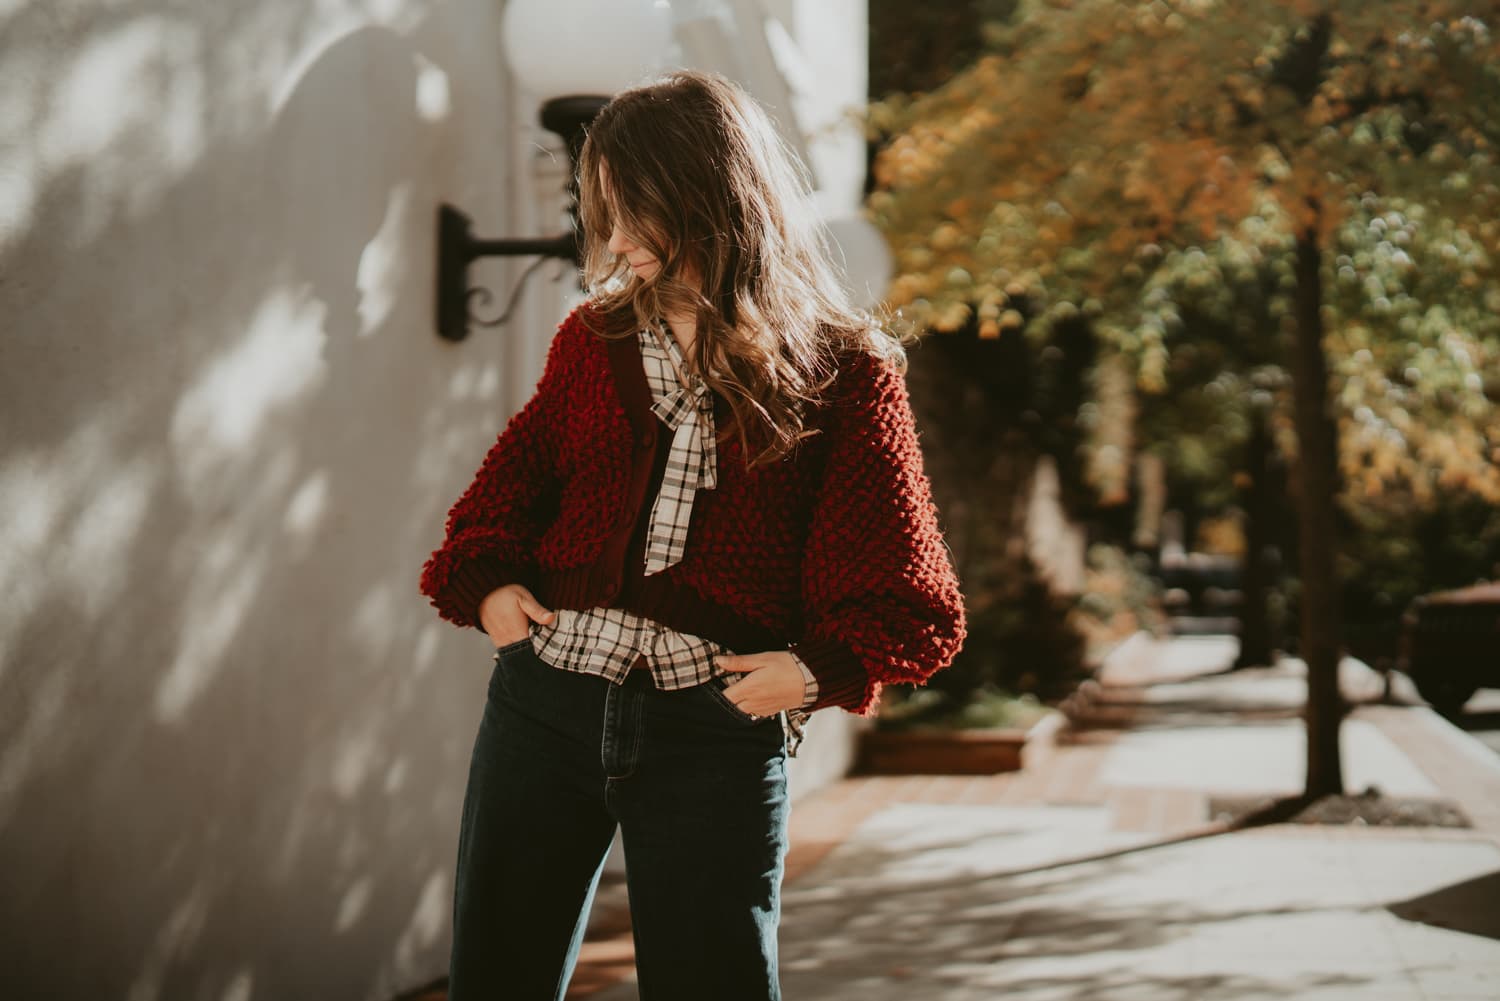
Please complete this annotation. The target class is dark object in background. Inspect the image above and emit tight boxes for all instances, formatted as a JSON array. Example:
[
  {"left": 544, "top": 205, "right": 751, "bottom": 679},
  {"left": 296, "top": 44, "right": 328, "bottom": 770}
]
[
  {"left": 1159, "top": 552, "right": 1243, "bottom": 634},
  {"left": 1399, "top": 582, "right": 1500, "bottom": 716}
]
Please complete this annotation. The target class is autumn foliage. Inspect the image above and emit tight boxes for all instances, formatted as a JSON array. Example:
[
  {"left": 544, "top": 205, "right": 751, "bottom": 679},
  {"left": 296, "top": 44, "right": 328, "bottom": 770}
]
[
  {"left": 868, "top": 0, "right": 1500, "bottom": 507},
  {"left": 867, "top": 0, "right": 1499, "bottom": 796}
]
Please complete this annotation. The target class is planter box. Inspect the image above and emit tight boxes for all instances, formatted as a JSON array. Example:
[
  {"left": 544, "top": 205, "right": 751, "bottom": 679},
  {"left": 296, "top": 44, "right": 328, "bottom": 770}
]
[{"left": 857, "top": 713, "right": 1060, "bottom": 775}]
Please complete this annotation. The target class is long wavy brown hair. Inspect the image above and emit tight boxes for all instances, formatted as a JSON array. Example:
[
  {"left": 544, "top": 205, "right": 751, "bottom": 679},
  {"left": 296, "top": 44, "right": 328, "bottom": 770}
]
[{"left": 576, "top": 69, "right": 905, "bottom": 467}]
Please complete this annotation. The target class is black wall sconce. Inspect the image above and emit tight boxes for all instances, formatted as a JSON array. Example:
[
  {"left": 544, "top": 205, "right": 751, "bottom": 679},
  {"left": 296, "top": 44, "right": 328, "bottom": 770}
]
[{"left": 435, "top": 96, "right": 607, "bottom": 341}]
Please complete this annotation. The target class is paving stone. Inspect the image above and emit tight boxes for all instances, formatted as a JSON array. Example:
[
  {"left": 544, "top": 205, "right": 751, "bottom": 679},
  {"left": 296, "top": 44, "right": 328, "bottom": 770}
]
[{"left": 563, "top": 637, "right": 1500, "bottom": 1000}]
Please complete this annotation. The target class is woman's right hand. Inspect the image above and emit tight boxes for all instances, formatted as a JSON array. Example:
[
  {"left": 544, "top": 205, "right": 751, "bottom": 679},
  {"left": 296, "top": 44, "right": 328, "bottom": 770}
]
[{"left": 479, "top": 584, "right": 556, "bottom": 647}]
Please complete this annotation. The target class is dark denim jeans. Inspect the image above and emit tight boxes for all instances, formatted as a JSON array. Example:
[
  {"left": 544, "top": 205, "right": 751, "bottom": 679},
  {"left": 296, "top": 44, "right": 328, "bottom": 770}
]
[{"left": 449, "top": 637, "right": 790, "bottom": 1001}]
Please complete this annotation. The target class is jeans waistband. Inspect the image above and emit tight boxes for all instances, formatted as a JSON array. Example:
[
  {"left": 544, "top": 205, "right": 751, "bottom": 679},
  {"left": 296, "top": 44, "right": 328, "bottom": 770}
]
[{"left": 622, "top": 658, "right": 656, "bottom": 687}]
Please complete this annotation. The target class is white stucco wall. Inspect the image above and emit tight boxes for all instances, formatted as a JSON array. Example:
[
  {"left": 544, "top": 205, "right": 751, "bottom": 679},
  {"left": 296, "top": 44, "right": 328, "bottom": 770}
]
[
  {"left": 0, "top": 1, "right": 868, "bottom": 997},
  {"left": 0, "top": 2, "right": 558, "bottom": 997}
]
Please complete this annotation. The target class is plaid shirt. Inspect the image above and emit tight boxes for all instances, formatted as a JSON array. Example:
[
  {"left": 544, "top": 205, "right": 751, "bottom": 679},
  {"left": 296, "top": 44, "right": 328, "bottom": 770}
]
[{"left": 529, "top": 321, "right": 816, "bottom": 751}]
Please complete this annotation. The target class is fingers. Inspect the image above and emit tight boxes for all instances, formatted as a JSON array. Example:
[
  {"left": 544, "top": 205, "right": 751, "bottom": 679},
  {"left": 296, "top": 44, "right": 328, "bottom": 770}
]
[
  {"left": 518, "top": 593, "right": 555, "bottom": 624},
  {"left": 724, "top": 686, "right": 780, "bottom": 719},
  {"left": 716, "top": 655, "right": 805, "bottom": 717},
  {"left": 714, "top": 654, "right": 758, "bottom": 673},
  {"left": 479, "top": 585, "right": 553, "bottom": 645}
]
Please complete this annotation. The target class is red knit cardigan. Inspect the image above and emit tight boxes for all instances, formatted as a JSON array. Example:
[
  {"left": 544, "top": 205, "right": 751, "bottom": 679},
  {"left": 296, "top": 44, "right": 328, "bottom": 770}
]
[{"left": 419, "top": 304, "right": 965, "bottom": 714}]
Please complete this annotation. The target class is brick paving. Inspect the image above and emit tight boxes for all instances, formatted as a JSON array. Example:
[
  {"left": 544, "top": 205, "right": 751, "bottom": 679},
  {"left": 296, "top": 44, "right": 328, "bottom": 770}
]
[
  {"left": 562, "top": 641, "right": 1219, "bottom": 999},
  {"left": 400, "top": 635, "right": 1500, "bottom": 1000}
]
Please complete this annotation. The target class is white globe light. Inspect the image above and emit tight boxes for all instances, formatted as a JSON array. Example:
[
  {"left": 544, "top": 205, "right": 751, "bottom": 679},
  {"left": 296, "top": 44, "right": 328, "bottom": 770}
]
[{"left": 501, "top": 0, "right": 676, "bottom": 101}]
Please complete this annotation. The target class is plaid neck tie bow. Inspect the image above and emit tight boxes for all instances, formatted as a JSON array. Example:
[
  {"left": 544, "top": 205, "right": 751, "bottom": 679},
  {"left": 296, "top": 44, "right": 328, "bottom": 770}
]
[{"left": 642, "top": 322, "right": 719, "bottom": 575}]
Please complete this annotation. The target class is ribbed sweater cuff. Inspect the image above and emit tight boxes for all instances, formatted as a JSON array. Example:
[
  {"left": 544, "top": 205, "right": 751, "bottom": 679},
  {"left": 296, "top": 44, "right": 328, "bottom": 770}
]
[
  {"left": 444, "top": 556, "right": 533, "bottom": 632},
  {"left": 790, "top": 637, "right": 869, "bottom": 713}
]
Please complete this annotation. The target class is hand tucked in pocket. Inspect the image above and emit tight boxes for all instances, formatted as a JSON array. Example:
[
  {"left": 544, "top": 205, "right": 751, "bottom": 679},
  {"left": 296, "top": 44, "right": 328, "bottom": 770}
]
[
  {"left": 478, "top": 584, "right": 556, "bottom": 647},
  {"left": 714, "top": 651, "right": 807, "bottom": 718}
]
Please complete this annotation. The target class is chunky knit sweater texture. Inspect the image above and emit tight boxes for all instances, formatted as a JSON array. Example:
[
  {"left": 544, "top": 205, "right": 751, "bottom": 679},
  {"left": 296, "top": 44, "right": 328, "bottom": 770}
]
[{"left": 419, "top": 304, "right": 966, "bottom": 714}]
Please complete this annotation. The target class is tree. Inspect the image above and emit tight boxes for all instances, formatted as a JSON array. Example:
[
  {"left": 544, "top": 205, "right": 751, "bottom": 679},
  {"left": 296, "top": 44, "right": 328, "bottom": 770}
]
[
  {"left": 868, "top": 0, "right": 1500, "bottom": 797},
  {"left": 867, "top": 0, "right": 1020, "bottom": 101}
]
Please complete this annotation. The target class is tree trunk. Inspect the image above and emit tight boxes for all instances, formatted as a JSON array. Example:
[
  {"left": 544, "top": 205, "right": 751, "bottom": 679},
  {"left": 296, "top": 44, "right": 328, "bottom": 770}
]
[
  {"left": 1234, "top": 407, "right": 1276, "bottom": 669},
  {"left": 1291, "top": 209, "right": 1344, "bottom": 798}
]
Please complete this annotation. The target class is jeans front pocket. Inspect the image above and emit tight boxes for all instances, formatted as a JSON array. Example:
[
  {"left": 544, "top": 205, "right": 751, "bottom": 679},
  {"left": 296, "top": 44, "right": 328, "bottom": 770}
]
[
  {"left": 486, "top": 635, "right": 536, "bottom": 707},
  {"left": 704, "top": 675, "right": 771, "bottom": 727},
  {"left": 491, "top": 636, "right": 534, "bottom": 663}
]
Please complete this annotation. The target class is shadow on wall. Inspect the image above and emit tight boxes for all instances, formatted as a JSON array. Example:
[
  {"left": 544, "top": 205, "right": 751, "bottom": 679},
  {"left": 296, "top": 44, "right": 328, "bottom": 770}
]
[{"left": 0, "top": 2, "right": 526, "bottom": 998}]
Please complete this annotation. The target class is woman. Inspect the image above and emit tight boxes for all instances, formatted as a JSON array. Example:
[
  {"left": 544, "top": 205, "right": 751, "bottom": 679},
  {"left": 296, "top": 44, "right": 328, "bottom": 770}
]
[{"left": 419, "top": 69, "right": 965, "bottom": 1000}]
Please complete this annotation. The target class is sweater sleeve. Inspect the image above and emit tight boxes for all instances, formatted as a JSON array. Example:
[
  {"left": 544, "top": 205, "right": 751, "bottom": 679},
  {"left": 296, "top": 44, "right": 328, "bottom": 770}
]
[
  {"left": 789, "top": 352, "right": 967, "bottom": 714},
  {"left": 418, "top": 310, "right": 586, "bottom": 631}
]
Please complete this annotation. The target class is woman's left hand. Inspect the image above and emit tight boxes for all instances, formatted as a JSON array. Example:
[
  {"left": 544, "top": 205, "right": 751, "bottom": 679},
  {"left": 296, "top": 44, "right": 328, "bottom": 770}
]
[{"left": 715, "top": 651, "right": 806, "bottom": 718}]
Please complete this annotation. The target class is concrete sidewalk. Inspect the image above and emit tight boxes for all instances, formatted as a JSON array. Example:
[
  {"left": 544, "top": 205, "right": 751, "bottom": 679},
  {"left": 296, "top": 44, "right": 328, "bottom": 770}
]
[{"left": 580, "top": 635, "right": 1500, "bottom": 1000}]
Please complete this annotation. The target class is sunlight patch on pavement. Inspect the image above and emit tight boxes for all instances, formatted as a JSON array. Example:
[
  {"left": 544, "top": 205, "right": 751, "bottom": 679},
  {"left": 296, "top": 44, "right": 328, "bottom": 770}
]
[{"left": 1098, "top": 720, "right": 1440, "bottom": 797}]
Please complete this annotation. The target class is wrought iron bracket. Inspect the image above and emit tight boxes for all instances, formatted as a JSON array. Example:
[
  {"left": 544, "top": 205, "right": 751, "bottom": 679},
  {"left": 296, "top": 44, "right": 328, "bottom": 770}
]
[
  {"left": 435, "top": 206, "right": 576, "bottom": 340},
  {"left": 433, "top": 95, "right": 607, "bottom": 341}
]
